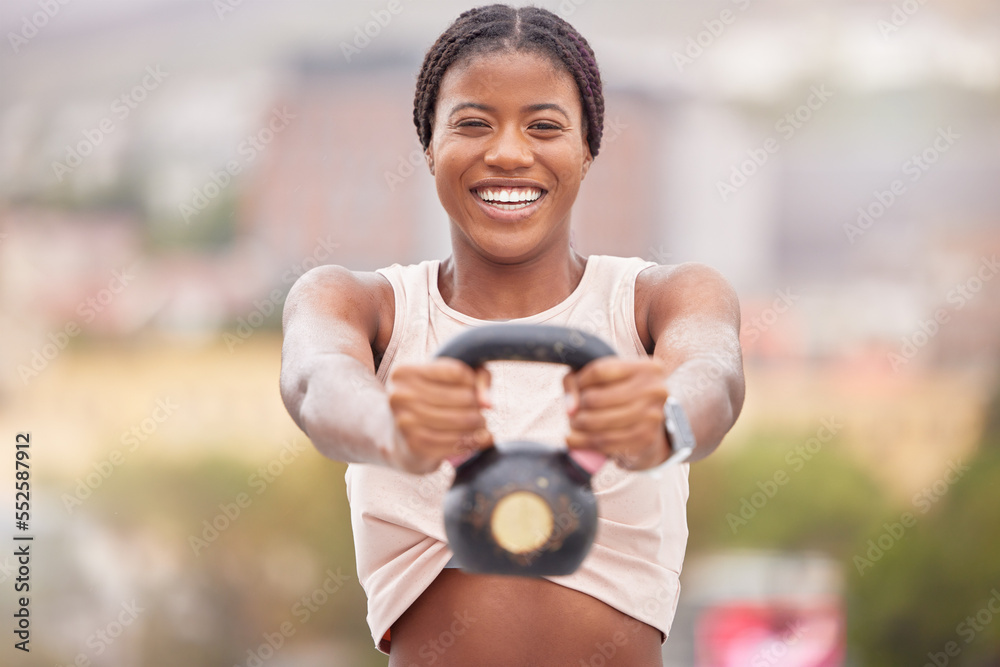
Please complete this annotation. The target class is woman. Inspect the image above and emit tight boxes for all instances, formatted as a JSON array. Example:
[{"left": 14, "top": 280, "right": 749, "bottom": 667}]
[{"left": 280, "top": 5, "right": 744, "bottom": 665}]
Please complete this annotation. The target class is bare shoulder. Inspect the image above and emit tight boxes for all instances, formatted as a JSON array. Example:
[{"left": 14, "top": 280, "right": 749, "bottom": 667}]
[
  {"left": 282, "top": 265, "right": 395, "bottom": 362},
  {"left": 634, "top": 262, "right": 740, "bottom": 351}
]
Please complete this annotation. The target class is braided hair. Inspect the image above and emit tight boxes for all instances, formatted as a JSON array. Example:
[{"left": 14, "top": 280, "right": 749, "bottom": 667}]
[{"left": 413, "top": 4, "right": 605, "bottom": 158}]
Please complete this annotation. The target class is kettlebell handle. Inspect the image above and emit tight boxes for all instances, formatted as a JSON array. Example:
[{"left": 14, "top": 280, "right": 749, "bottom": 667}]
[
  {"left": 435, "top": 324, "right": 615, "bottom": 369},
  {"left": 436, "top": 324, "right": 611, "bottom": 576}
]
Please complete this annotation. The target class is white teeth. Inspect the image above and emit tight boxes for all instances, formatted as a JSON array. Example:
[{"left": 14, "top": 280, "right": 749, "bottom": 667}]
[{"left": 476, "top": 187, "right": 542, "bottom": 205}]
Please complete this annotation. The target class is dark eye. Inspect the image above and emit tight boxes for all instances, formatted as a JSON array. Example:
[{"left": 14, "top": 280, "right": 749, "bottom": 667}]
[
  {"left": 456, "top": 120, "right": 490, "bottom": 128},
  {"left": 531, "top": 122, "right": 562, "bottom": 131}
]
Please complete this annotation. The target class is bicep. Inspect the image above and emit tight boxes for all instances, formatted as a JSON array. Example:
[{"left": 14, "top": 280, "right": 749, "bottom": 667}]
[
  {"left": 280, "top": 266, "right": 387, "bottom": 392},
  {"left": 642, "top": 262, "right": 743, "bottom": 378}
]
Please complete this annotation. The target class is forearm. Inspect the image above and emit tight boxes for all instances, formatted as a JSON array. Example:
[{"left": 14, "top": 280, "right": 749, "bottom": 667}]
[
  {"left": 286, "top": 354, "right": 397, "bottom": 466},
  {"left": 664, "top": 354, "right": 744, "bottom": 461}
]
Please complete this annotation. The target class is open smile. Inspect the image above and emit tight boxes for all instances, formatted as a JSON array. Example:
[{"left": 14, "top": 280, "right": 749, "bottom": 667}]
[
  {"left": 474, "top": 186, "right": 544, "bottom": 209},
  {"left": 470, "top": 185, "right": 548, "bottom": 220}
]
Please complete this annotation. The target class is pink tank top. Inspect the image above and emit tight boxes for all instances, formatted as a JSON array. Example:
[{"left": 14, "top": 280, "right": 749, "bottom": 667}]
[{"left": 345, "top": 255, "right": 689, "bottom": 653}]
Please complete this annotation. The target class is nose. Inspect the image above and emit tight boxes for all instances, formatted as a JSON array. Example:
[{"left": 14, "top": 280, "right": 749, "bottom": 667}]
[{"left": 484, "top": 124, "right": 534, "bottom": 171}]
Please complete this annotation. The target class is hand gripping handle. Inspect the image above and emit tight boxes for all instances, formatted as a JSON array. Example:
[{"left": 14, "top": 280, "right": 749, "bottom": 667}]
[{"left": 436, "top": 324, "right": 615, "bottom": 474}]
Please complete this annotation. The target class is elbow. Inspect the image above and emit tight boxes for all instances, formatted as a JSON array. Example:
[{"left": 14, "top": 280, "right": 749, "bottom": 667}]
[
  {"left": 279, "top": 366, "right": 310, "bottom": 434},
  {"left": 727, "top": 369, "right": 746, "bottom": 426}
]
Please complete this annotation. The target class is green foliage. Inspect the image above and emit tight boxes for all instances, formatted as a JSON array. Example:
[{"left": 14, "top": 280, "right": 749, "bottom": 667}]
[
  {"left": 687, "top": 421, "right": 999, "bottom": 665},
  {"left": 687, "top": 428, "right": 884, "bottom": 558},
  {"left": 846, "top": 444, "right": 1000, "bottom": 667}
]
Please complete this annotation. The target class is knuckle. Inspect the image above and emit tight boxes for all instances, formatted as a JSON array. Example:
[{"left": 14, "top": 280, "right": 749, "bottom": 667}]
[
  {"left": 587, "top": 432, "right": 608, "bottom": 450},
  {"left": 439, "top": 358, "right": 473, "bottom": 381},
  {"left": 462, "top": 412, "right": 484, "bottom": 430},
  {"left": 394, "top": 412, "right": 416, "bottom": 430},
  {"left": 387, "top": 393, "right": 406, "bottom": 410},
  {"left": 570, "top": 412, "right": 592, "bottom": 431}
]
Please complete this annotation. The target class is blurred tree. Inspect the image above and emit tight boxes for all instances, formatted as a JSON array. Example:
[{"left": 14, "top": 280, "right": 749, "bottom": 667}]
[
  {"left": 847, "top": 379, "right": 1000, "bottom": 667},
  {"left": 687, "top": 428, "right": 885, "bottom": 558}
]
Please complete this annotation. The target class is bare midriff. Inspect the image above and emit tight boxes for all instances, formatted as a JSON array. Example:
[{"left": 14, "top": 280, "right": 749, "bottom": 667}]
[{"left": 387, "top": 569, "right": 663, "bottom": 666}]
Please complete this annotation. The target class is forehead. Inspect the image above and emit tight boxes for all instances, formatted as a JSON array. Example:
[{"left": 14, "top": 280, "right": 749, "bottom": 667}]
[{"left": 436, "top": 49, "right": 581, "bottom": 113}]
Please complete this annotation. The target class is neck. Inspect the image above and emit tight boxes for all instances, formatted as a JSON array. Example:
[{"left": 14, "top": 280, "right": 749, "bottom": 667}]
[{"left": 439, "top": 245, "right": 587, "bottom": 320}]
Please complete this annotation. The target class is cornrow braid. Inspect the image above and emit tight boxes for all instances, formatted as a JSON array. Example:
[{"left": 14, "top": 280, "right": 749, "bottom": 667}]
[{"left": 413, "top": 4, "right": 605, "bottom": 158}]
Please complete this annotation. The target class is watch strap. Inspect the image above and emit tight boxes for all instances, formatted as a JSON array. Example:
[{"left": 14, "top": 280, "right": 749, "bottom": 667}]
[{"left": 650, "top": 396, "right": 696, "bottom": 477}]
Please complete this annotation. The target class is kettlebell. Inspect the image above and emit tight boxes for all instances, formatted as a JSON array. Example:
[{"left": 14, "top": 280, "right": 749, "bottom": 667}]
[{"left": 435, "top": 324, "right": 616, "bottom": 577}]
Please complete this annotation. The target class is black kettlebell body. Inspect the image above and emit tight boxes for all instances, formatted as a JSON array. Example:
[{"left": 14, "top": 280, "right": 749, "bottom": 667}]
[{"left": 435, "top": 324, "right": 615, "bottom": 577}]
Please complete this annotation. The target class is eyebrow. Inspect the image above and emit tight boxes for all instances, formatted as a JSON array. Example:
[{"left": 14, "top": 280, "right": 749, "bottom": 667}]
[{"left": 447, "top": 102, "right": 571, "bottom": 119}]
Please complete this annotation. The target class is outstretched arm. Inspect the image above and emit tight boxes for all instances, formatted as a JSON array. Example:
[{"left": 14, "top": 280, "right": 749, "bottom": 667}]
[
  {"left": 280, "top": 265, "right": 492, "bottom": 473},
  {"left": 563, "top": 262, "right": 744, "bottom": 468},
  {"left": 641, "top": 262, "right": 745, "bottom": 462},
  {"left": 279, "top": 266, "right": 398, "bottom": 466}
]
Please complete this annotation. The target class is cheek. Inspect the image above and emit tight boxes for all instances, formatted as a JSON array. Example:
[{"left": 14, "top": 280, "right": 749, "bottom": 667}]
[
  {"left": 433, "top": 156, "right": 470, "bottom": 208},
  {"left": 547, "top": 155, "right": 589, "bottom": 186},
  {"left": 539, "top": 140, "right": 589, "bottom": 176}
]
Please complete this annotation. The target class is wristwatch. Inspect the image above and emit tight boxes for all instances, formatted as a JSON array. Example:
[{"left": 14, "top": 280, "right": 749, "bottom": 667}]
[{"left": 652, "top": 396, "right": 696, "bottom": 474}]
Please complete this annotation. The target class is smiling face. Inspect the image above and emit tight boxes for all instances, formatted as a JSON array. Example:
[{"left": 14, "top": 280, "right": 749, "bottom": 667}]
[{"left": 426, "top": 49, "right": 593, "bottom": 265}]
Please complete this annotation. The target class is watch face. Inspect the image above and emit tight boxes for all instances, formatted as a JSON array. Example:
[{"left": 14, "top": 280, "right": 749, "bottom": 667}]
[{"left": 666, "top": 399, "right": 696, "bottom": 453}]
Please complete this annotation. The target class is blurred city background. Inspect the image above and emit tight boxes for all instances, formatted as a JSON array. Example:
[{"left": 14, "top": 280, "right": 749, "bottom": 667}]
[{"left": 1, "top": 0, "right": 999, "bottom": 665}]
